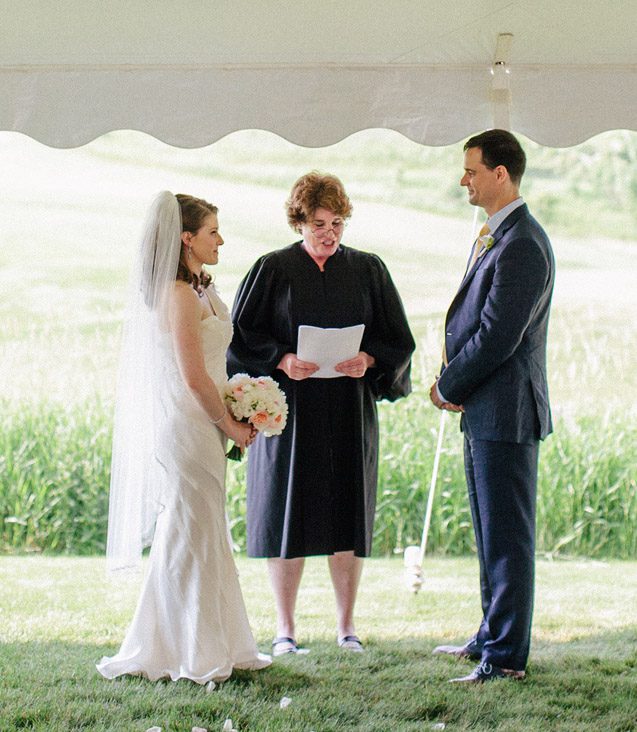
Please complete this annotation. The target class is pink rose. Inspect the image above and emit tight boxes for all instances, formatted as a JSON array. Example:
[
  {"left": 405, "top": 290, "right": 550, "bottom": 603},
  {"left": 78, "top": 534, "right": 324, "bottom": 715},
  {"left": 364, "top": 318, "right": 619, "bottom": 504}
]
[{"left": 250, "top": 412, "right": 269, "bottom": 428}]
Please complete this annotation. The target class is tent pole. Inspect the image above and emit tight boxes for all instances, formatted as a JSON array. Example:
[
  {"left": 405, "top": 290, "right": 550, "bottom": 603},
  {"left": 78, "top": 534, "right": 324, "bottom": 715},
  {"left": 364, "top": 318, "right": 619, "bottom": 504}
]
[{"left": 491, "top": 33, "right": 513, "bottom": 130}]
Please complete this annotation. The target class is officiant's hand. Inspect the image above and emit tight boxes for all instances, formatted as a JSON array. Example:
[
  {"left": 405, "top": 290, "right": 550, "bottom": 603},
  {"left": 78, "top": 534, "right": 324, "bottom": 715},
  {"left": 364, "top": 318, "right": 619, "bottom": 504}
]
[
  {"left": 277, "top": 353, "right": 320, "bottom": 380},
  {"left": 335, "top": 351, "right": 375, "bottom": 378}
]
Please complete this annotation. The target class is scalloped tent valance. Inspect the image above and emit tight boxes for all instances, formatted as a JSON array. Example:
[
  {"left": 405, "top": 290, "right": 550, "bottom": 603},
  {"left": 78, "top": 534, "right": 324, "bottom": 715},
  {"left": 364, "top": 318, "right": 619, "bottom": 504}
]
[{"left": 2, "top": 0, "right": 636, "bottom": 149}]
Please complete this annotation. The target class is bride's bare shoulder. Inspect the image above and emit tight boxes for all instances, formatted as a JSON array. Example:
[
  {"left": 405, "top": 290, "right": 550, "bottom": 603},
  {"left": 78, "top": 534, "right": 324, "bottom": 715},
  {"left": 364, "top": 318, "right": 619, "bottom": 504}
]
[
  {"left": 172, "top": 280, "right": 199, "bottom": 301},
  {"left": 169, "top": 281, "right": 202, "bottom": 319}
]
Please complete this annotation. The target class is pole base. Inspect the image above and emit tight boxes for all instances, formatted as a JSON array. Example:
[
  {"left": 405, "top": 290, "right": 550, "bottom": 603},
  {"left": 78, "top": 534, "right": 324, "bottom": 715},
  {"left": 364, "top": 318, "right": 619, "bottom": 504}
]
[{"left": 403, "top": 545, "right": 423, "bottom": 593}]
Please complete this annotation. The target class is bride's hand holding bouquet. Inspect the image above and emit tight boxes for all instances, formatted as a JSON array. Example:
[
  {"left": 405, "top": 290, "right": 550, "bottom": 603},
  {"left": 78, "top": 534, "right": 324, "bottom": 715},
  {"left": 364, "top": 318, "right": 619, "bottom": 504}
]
[
  {"left": 220, "top": 414, "right": 256, "bottom": 454},
  {"left": 223, "top": 374, "right": 288, "bottom": 460}
]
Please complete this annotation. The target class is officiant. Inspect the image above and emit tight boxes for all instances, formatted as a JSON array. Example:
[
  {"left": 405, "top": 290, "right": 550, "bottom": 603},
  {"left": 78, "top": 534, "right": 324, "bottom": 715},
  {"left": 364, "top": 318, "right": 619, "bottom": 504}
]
[{"left": 228, "top": 171, "right": 414, "bottom": 656}]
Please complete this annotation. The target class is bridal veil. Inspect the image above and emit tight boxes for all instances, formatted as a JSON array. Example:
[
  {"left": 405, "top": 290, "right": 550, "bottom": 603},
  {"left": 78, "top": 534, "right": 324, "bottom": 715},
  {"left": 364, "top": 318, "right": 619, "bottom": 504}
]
[{"left": 106, "top": 191, "right": 181, "bottom": 570}]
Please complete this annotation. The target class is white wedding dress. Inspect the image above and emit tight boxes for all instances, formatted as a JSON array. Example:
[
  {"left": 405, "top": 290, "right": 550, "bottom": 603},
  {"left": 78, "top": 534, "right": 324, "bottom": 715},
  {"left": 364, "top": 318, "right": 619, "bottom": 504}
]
[{"left": 97, "top": 289, "right": 271, "bottom": 684}]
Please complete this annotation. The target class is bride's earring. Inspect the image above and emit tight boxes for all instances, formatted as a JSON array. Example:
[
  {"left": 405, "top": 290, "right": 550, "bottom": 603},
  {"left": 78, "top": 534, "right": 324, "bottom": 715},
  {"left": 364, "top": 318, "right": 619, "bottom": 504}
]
[{"left": 182, "top": 234, "right": 193, "bottom": 261}]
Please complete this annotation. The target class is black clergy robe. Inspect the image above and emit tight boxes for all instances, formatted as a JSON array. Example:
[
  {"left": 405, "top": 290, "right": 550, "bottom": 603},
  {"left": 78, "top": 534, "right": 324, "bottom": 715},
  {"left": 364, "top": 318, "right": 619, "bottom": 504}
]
[{"left": 227, "top": 242, "right": 415, "bottom": 558}]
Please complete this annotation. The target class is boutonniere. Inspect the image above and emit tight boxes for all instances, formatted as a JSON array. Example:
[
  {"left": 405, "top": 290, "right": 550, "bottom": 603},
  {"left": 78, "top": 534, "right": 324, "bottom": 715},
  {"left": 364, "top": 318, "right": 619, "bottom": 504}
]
[{"left": 477, "top": 234, "right": 495, "bottom": 257}]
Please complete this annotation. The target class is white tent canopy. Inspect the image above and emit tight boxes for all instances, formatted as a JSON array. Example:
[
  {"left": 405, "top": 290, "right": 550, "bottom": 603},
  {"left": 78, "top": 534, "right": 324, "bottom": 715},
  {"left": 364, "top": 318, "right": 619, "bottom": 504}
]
[{"left": 1, "top": 0, "right": 635, "bottom": 149}]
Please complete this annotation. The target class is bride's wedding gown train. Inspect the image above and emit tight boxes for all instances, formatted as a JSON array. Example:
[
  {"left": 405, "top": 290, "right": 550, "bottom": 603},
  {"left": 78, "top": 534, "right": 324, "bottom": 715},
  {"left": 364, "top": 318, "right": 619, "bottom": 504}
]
[{"left": 97, "top": 291, "right": 270, "bottom": 683}]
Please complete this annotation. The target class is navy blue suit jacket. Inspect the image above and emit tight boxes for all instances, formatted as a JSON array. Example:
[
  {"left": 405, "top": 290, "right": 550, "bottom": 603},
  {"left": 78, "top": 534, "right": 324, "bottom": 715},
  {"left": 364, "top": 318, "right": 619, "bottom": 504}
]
[{"left": 437, "top": 204, "right": 555, "bottom": 444}]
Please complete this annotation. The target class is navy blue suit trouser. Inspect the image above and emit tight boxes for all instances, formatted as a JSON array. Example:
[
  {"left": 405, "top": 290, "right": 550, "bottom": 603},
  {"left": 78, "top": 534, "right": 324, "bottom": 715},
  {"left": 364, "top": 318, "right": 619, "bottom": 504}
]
[{"left": 464, "top": 435, "right": 539, "bottom": 671}]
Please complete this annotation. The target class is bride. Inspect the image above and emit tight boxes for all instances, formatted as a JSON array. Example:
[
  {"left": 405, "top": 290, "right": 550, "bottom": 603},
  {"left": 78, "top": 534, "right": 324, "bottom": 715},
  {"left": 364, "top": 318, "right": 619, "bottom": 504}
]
[{"left": 97, "top": 191, "right": 271, "bottom": 683}]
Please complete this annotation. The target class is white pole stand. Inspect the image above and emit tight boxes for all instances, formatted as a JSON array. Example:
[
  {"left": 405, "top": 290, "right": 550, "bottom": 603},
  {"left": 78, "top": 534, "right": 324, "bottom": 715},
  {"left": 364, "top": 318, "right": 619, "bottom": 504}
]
[{"left": 403, "top": 409, "right": 447, "bottom": 593}]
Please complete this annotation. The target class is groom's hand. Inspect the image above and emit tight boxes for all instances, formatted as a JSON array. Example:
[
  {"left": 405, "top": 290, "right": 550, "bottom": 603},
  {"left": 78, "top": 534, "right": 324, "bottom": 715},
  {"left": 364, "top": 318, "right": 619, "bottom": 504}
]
[{"left": 429, "top": 380, "right": 463, "bottom": 412}]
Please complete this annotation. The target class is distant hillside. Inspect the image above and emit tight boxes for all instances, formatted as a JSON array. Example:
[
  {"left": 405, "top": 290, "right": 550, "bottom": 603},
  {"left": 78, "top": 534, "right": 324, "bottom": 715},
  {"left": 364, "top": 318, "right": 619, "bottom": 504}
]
[{"left": 90, "top": 128, "right": 637, "bottom": 240}]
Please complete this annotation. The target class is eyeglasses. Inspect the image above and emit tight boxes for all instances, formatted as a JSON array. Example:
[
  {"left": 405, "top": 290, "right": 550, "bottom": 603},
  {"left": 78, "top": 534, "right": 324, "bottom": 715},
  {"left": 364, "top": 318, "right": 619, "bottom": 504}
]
[{"left": 309, "top": 220, "right": 346, "bottom": 237}]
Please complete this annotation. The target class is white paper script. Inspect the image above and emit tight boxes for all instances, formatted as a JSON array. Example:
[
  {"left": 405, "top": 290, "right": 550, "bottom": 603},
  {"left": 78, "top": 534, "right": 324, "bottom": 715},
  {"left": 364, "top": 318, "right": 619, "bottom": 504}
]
[{"left": 297, "top": 324, "right": 365, "bottom": 378}]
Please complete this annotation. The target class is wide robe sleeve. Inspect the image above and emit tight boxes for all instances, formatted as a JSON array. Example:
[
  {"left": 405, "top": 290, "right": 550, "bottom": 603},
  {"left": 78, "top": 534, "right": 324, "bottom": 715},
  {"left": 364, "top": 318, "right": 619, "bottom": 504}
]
[
  {"left": 227, "top": 254, "right": 291, "bottom": 377},
  {"left": 362, "top": 254, "right": 415, "bottom": 402}
]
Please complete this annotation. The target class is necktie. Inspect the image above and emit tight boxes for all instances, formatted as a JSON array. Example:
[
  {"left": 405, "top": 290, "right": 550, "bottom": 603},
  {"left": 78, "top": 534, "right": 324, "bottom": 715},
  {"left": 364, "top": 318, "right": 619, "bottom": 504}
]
[
  {"left": 465, "top": 223, "right": 491, "bottom": 274},
  {"left": 442, "top": 223, "right": 490, "bottom": 366}
]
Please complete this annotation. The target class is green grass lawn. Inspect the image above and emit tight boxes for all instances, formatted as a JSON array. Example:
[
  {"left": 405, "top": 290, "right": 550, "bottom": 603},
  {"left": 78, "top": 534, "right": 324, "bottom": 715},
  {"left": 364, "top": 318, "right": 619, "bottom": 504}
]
[{"left": 1, "top": 556, "right": 636, "bottom": 731}]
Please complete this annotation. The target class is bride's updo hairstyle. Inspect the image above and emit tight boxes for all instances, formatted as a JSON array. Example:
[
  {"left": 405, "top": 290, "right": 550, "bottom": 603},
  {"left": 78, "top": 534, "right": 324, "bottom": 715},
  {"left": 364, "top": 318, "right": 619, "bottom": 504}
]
[
  {"left": 175, "top": 194, "right": 218, "bottom": 296},
  {"left": 286, "top": 171, "right": 353, "bottom": 233}
]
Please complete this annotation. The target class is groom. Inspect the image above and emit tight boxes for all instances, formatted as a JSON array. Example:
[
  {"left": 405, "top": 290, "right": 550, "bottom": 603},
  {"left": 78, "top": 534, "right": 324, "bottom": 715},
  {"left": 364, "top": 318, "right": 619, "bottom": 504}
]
[{"left": 429, "top": 130, "right": 555, "bottom": 683}]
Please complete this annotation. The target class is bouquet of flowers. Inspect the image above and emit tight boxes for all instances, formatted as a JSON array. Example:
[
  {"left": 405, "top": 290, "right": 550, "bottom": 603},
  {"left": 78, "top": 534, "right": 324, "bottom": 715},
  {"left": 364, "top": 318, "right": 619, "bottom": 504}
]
[{"left": 222, "top": 373, "right": 288, "bottom": 460}]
